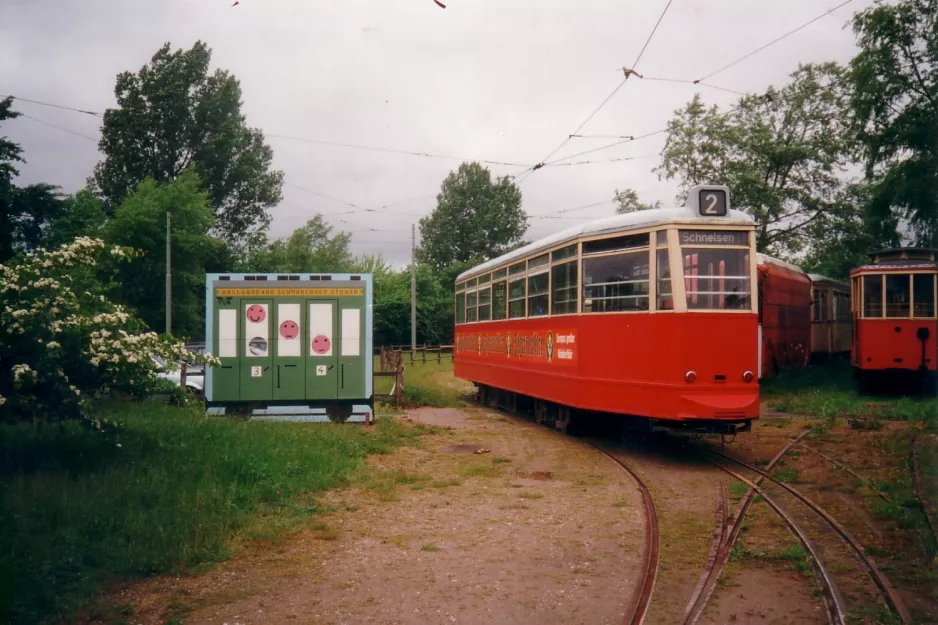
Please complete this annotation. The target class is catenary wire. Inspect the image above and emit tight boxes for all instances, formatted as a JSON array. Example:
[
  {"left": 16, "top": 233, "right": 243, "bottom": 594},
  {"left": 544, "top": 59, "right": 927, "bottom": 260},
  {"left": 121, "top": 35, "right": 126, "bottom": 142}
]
[
  {"left": 0, "top": 94, "right": 101, "bottom": 116},
  {"left": 695, "top": 0, "right": 857, "bottom": 82},
  {"left": 517, "top": 0, "right": 676, "bottom": 183}
]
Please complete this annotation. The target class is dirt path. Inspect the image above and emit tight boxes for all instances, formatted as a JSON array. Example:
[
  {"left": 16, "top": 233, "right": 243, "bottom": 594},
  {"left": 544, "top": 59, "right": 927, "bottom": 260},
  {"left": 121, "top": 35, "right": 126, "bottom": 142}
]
[{"left": 109, "top": 407, "right": 646, "bottom": 625}]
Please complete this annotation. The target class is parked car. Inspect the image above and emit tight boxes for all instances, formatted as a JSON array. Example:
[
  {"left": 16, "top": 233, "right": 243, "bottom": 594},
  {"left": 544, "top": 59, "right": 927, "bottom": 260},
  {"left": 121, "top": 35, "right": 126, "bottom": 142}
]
[{"left": 151, "top": 355, "right": 204, "bottom": 397}]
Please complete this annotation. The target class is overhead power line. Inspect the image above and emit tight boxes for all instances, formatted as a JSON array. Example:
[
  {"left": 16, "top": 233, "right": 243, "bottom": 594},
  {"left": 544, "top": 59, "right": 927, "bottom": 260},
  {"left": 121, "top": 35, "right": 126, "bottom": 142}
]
[
  {"left": 267, "top": 132, "right": 530, "bottom": 168},
  {"left": 696, "top": 0, "right": 857, "bottom": 82},
  {"left": 516, "top": 0, "right": 676, "bottom": 184},
  {"left": 0, "top": 94, "right": 101, "bottom": 116},
  {"left": 19, "top": 114, "right": 99, "bottom": 142}
]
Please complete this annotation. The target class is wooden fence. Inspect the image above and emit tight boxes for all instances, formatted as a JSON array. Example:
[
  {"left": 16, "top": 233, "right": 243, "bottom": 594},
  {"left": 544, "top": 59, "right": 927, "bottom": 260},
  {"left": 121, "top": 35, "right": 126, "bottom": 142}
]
[{"left": 372, "top": 345, "right": 454, "bottom": 406}]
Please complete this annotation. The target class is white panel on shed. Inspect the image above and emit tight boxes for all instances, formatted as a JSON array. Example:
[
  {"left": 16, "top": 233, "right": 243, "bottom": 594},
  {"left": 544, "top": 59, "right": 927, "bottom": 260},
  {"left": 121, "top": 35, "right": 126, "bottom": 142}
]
[
  {"left": 277, "top": 303, "right": 301, "bottom": 357},
  {"left": 219, "top": 309, "right": 237, "bottom": 358},
  {"left": 341, "top": 308, "right": 361, "bottom": 356},
  {"left": 309, "top": 303, "right": 333, "bottom": 357}
]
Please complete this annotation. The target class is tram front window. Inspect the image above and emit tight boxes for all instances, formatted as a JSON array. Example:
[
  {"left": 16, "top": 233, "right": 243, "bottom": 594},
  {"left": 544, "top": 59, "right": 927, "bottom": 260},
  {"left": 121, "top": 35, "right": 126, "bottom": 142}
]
[{"left": 681, "top": 248, "right": 750, "bottom": 310}]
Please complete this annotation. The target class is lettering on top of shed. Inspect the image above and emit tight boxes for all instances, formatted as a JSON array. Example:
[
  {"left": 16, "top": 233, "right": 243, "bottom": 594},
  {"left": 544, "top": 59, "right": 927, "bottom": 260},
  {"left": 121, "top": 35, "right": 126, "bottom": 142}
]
[{"left": 215, "top": 287, "right": 364, "bottom": 297}]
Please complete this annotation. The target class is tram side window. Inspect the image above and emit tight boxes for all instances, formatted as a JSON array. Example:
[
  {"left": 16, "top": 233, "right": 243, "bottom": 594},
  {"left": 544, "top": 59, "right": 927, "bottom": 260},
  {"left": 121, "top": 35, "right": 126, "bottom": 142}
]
[
  {"left": 492, "top": 281, "right": 508, "bottom": 320},
  {"left": 508, "top": 278, "right": 526, "bottom": 318},
  {"left": 466, "top": 290, "right": 478, "bottom": 323},
  {"left": 682, "top": 248, "right": 750, "bottom": 310},
  {"left": 913, "top": 273, "right": 936, "bottom": 318},
  {"left": 656, "top": 249, "right": 673, "bottom": 310},
  {"left": 551, "top": 261, "right": 577, "bottom": 315},
  {"left": 455, "top": 292, "right": 465, "bottom": 324},
  {"left": 582, "top": 251, "right": 649, "bottom": 312},
  {"left": 527, "top": 272, "right": 549, "bottom": 317},
  {"left": 863, "top": 275, "right": 883, "bottom": 317},
  {"left": 835, "top": 291, "right": 851, "bottom": 321},
  {"left": 885, "top": 274, "right": 910, "bottom": 318},
  {"left": 478, "top": 286, "right": 492, "bottom": 321},
  {"left": 814, "top": 290, "right": 829, "bottom": 322}
]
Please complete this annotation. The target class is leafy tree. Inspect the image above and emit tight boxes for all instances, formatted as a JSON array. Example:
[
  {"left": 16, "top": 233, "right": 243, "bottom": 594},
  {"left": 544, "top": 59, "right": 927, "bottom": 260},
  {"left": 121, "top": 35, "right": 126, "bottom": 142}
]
[
  {"left": 658, "top": 63, "right": 854, "bottom": 254},
  {"left": 240, "top": 215, "right": 353, "bottom": 273},
  {"left": 801, "top": 183, "right": 887, "bottom": 280},
  {"left": 104, "top": 169, "right": 220, "bottom": 339},
  {"left": 417, "top": 162, "right": 527, "bottom": 270},
  {"left": 615, "top": 188, "right": 661, "bottom": 214},
  {"left": 850, "top": 0, "right": 938, "bottom": 245},
  {"left": 92, "top": 41, "right": 284, "bottom": 246},
  {"left": 41, "top": 189, "right": 108, "bottom": 249},
  {"left": 0, "top": 98, "right": 66, "bottom": 262}
]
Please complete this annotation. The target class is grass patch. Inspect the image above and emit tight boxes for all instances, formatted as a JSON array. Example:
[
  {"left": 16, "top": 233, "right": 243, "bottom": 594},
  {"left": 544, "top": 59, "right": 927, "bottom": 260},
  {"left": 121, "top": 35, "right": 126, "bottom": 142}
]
[
  {"left": 517, "top": 490, "right": 544, "bottom": 500},
  {"left": 731, "top": 543, "right": 812, "bottom": 577},
  {"left": 614, "top": 498, "right": 628, "bottom": 507},
  {"left": 492, "top": 456, "right": 511, "bottom": 464},
  {"left": 773, "top": 467, "right": 800, "bottom": 484},
  {"left": 0, "top": 402, "right": 425, "bottom": 624},
  {"left": 728, "top": 481, "right": 749, "bottom": 498},
  {"left": 762, "top": 360, "right": 938, "bottom": 422},
  {"left": 373, "top": 357, "right": 465, "bottom": 408},
  {"left": 460, "top": 462, "right": 504, "bottom": 479},
  {"left": 420, "top": 543, "right": 441, "bottom": 552}
]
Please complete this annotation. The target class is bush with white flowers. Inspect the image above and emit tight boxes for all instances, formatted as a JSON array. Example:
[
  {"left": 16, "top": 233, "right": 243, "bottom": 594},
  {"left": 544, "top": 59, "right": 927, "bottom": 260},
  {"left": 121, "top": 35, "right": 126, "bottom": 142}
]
[{"left": 0, "top": 237, "right": 220, "bottom": 425}]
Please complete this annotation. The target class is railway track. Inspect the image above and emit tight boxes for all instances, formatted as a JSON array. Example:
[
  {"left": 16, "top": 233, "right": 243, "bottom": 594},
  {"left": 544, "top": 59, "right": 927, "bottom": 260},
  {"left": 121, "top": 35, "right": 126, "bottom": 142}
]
[
  {"left": 590, "top": 444, "right": 660, "bottom": 625},
  {"left": 679, "top": 429, "right": 815, "bottom": 625},
  {"left": 705, "top": 446, "right": 913, "bottom": 625},
  {"left": 911, "top": 432, "right": 938, "bottom": 551}
]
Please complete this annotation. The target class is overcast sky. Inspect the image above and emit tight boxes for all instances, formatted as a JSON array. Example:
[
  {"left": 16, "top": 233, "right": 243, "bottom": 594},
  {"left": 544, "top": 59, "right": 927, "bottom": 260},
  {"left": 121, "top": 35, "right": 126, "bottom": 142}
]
[{"left": 1, "top": 0, "right": 876, "bottom": 266}]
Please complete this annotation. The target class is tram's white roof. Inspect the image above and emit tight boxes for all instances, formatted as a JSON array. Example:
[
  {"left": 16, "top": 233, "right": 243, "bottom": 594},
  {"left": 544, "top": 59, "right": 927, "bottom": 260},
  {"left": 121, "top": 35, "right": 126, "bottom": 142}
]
[
  {"left": 808, "top": 273, "right": 848, "bottom": 288},
  {"left": 457, "top": 185, "right": 753, "bottom": 282},
  {"left": 757, "top": 253, "right": 806, "bottom": 275}
]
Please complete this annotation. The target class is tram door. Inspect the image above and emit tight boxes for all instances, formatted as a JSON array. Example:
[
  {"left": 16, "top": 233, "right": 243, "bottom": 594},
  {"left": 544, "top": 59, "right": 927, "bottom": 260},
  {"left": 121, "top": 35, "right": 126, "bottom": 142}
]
[
  {"left": 273, "top": 302, "right": 305, "bottom": 401},
  {"left": 306, "top": 300, "right": 340, "bottom": 399},
  {"left": 241, "top": 299, "right": 273, "bottom": 400}
]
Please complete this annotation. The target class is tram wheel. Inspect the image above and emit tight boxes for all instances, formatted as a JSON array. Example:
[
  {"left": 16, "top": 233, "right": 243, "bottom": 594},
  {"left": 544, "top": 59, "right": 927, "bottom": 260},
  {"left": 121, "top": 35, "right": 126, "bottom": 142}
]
[
  {"left": 535, "top": 400, "right": 549, "bottom": 425},
  {"left": 556, "top": 406, "right": 572, "bottom": 435}
]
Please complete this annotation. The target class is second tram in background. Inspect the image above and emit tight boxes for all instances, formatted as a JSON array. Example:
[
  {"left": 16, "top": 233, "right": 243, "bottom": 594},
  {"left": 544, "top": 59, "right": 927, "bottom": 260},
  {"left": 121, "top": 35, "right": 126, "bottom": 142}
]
[
  {"left": 850, "top": 248, "right": 938, "bottom": 394},
  {"left": 453, "top": 184, "right": 760, "bottom": 435}
]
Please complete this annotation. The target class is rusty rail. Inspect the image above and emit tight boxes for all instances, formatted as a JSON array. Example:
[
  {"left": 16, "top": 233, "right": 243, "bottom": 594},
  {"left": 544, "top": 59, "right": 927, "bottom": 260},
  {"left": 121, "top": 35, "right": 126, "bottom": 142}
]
[
  {"left": 911, "top": 433, "right": 938, "bottom": 550},
  {"left": 591, "top": 444, "right": 659, "bottom": 625}
]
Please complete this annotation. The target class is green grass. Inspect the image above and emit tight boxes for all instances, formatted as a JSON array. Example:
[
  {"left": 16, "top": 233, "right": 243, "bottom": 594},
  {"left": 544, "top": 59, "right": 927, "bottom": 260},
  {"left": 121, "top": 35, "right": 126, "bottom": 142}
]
[
  {"left": 728, "top": 481, "right": 749, "bottom": 498},
  {"left": 0, "top": 402, "right": 427, "bottom": 624},
  {"left": 731, "top": 543, "right": 813, "bottom": 577},
  {"left": 373, "top": 357, "right": 466, "bottom": 408},
  {"left": 761, "top": 360, "right": 938, "bottom": 422}
]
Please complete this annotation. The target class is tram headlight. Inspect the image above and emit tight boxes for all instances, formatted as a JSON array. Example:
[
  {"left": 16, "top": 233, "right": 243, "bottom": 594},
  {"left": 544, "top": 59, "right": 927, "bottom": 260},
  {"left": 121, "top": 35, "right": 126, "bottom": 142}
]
[
  {"left": 685, "top": 371, "right": 696, "bottom": 383},
  {"left": 742, "top": 370, "right": 754, "bottom": 383}
]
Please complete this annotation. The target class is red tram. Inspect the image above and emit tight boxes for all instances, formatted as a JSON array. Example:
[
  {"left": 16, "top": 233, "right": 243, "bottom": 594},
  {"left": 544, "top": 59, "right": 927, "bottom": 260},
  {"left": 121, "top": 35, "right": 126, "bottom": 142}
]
[
  {"left": 850, "top": 248, "right": 938, "bottom": 394},
  {"left": 757, "top": 254, "right": 811, "bottom": 378},
  {"left": 453, "top": 185, "right": 759, "bottom": 434}
]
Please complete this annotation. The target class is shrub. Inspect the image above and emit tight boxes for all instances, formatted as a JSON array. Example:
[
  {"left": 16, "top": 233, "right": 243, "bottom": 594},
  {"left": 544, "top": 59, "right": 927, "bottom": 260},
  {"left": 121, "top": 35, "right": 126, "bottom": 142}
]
[{"left": 0, "top": 237, "right": 218, "bottom": 425}]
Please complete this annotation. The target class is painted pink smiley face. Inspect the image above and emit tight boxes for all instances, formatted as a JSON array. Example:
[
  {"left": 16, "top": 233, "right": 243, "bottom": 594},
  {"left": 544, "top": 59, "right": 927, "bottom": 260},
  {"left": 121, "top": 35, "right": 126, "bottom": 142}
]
[
  {"left": 279, "top": 320, "right": 299, "bottom": 339},
  {"left": 246, "top": 304, "right": 266, "bottom": 323},
  {"left": 311, "top": 334, "right": 331, "bottom": 354}
]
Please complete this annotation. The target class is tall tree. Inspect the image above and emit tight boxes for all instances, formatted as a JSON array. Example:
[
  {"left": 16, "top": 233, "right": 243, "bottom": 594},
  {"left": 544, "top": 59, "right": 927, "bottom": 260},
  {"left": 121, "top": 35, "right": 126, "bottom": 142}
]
[
  {"left": 92, "top": 41, "right": 284, "bottom": 246},
  {"left": 239, "top": 215, "right": 353, "bottom": 273},
  {"left": 850, "top": 0, "right": 938, "bottom": 245},
  {"left": 657, "top": 63, "right": 854, "bottom": 254},
  {"left": 417, "top": 162, "right": 527, "bottom": 270},
  {"left": 41, "top": 189, "right": 108, "bottom": 249},
  {"left": 104, "top": 169, "right": 220, "bottom": 339},
  {"left": 615, "top": 188, "right": 661, "bottom": 214},
  {"left": 0, "top": 97, "right": 66, "bottom": 262}
]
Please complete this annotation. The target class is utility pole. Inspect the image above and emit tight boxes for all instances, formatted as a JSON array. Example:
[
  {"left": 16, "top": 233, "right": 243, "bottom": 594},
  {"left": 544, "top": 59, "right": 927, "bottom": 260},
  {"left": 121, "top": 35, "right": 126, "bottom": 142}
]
[
  {"left": 411, "top": 223, "right": 417, "bottom": 353},
  {"left": 165, "top": 211, "right": 172, "bottom": 335}
]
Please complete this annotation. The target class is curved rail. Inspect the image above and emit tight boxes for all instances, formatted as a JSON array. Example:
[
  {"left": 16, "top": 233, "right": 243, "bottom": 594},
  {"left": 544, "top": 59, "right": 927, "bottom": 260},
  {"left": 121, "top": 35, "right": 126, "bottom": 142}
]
[
  {"left": 710, "top": 450, "right": 912, "bottom": 625},
  {"left": 706, "top": 460, "right": 848, "bottom": 625},
  {"left": 911, "top": 433, "right": 938, "bottom": 549},
  {"left": 681, "top": 483, "right": 727, "bottom": 622},
  {"left": 592, "top": 445, "right": 660, "bottom": 625},
  {"left": 795, "top": 440, "right": 892, "bottom": 504},
  {"left": 680, "top": 430, "right": 813, "bottom": 625}
]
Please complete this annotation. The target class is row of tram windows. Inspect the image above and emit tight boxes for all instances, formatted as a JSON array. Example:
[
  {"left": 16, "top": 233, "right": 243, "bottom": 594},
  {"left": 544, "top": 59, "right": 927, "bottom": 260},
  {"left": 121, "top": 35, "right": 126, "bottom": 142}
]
[
  {"left": 857, "top": 273, "right": 938, "bottom": 319},
  {"left": 454, "top": 229, "right": 753, "bottom": 323},
  {"left": 813, "top": 288, "right": 851, "bottom": 322}
]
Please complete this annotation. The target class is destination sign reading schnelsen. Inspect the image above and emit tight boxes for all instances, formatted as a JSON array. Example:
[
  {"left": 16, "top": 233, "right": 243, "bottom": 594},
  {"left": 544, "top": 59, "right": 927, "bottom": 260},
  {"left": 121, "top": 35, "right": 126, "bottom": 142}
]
[
  {"left": 679, "top": 230, "right": 748, "bottom": 247},
  {"left": 215, "top": 287, "right": 363, "bottom": 297}
]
